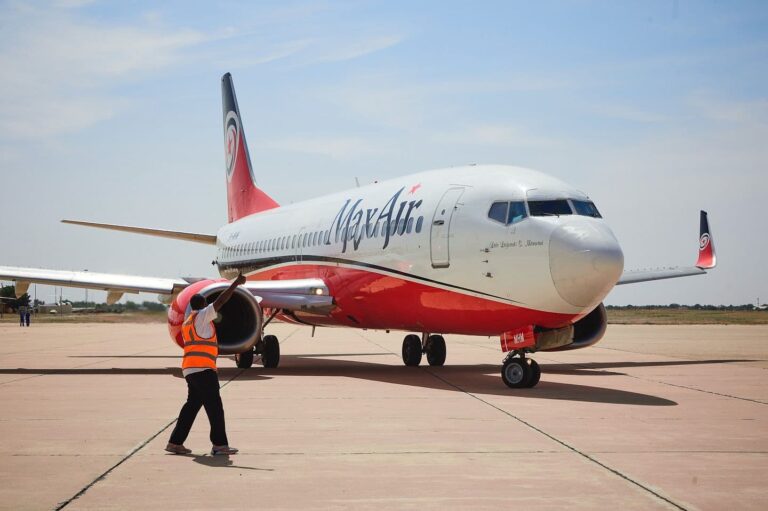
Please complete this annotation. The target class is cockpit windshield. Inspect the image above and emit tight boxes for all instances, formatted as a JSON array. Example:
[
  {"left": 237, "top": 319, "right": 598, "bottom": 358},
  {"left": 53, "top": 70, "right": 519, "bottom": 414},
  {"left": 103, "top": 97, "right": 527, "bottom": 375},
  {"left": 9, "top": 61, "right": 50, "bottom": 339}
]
[
  {"left": 528, "top": 200, "right": 572, "bottom": 216},
  {"left": 572, "top": 200, "right": 602, "bottom": 218}
]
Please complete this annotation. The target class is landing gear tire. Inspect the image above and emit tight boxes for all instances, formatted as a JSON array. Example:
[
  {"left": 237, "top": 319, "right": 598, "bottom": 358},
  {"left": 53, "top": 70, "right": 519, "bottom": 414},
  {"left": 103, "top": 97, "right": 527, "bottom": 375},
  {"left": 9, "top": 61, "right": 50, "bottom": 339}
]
[
  {"left": 235, "top": 348, "right": 254, "bottom": 369},
  {"left": 402, "top": 334, "right": 422, "bottom": 366},
  {"left": 501, "top": 358, "right": 531, "bottom": 388},
  {"left": 262, "top": 334, "right": 280, "bottom": 368},
  {"left": 425, "top": 335, "right": 446, "bottom": 366},
  {"left": 526, "top": 359, "right": 541, "bottom": 388}
]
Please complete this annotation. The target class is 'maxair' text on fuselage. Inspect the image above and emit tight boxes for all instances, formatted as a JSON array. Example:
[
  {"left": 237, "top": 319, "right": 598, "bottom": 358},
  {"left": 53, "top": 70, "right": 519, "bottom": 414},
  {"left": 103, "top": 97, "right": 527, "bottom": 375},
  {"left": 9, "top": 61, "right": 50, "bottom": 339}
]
[{"left": 328, "top": 186, "right": 424, "bottom": 253}]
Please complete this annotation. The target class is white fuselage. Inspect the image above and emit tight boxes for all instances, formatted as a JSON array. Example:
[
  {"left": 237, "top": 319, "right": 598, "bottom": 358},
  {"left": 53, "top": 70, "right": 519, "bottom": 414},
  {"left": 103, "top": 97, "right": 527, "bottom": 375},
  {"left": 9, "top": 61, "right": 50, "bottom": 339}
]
[{"left": 214, "top": 165, "right": 624, "bottom": 334}]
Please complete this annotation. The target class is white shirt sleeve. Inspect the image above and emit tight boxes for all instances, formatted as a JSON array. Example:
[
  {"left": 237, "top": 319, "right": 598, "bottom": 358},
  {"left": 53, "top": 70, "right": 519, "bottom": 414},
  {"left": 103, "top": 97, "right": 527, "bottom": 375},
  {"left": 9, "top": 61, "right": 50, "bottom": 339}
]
[{"left": 193, "top": 304, "right": 218, "bottom": 338}]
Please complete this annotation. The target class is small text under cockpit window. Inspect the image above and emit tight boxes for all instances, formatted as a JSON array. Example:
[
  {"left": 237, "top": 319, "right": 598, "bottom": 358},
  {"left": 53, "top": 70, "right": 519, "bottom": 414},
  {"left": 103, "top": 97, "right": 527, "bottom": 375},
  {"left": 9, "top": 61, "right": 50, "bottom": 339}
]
[
  {"left": 528, "top": 200, "right": 572, "bottom": 217},
  {"left": 572, "top": 200, "right": 602, "bottom": 218}
]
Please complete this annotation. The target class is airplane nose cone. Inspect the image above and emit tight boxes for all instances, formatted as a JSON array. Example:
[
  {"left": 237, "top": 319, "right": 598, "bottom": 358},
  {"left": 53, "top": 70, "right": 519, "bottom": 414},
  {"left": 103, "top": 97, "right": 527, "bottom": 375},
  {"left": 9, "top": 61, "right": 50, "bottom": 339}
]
[{"left": 549, "top": 222, "right": 624, "bottom": 307}]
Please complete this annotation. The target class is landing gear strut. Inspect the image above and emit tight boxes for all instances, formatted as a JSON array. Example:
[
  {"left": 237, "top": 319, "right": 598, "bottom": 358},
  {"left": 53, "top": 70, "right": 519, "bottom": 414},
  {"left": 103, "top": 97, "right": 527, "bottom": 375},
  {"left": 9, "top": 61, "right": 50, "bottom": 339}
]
[{"left": 501, "top": 352, "right": 540, "bottom": 388}]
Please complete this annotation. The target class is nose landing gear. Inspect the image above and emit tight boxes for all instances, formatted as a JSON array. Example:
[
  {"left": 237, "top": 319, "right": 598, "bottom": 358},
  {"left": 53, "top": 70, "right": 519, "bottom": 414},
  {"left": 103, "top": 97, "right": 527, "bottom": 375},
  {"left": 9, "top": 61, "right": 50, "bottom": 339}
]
[{"left": 501, "top": 352, "right": 540, "bottom": 388}]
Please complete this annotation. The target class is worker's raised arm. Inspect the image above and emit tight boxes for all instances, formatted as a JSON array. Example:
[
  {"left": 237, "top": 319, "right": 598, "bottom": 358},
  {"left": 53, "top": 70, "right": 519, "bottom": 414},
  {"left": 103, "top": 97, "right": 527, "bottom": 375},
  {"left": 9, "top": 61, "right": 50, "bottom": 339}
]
[{"left": 212, "top": 273, "right": 246, "bottom": 312}]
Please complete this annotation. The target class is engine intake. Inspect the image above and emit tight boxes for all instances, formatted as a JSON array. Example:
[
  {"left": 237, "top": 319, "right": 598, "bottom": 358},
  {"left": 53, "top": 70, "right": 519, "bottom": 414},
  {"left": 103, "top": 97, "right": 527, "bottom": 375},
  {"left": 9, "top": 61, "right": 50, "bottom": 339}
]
[
  {"left": 168, "top": 279, "right": 263, "bottom": 355},
  {"left": 535, "top": 303, "right": 608, "bottom": 352}
]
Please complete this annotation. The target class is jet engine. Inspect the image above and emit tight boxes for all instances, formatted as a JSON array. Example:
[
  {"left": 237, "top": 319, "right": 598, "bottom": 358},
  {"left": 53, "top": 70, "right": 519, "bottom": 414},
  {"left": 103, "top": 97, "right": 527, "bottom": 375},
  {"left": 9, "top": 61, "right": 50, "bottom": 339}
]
[
  {"left": 168, "top": 279, "right": 263, "bottom": 355},
  {"left": 535, "top": 303, "right": 608, "bottom": 352}
]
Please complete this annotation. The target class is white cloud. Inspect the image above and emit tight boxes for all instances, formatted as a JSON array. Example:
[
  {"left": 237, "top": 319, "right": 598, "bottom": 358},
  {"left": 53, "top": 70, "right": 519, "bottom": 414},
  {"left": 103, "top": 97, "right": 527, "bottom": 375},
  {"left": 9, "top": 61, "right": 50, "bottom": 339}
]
[
  {"left": 589, "top": 103, "right": 672, "bottom": 123},
  {"left": 263, "top": 135, "right": 386, "bottom": 160},
  {"left": 688, "top": 91, "right": 768, "bottom": 123},
  {"left": 432, "top": 123, "right": 558, "bottom": 148},
  {"left": 0, "top": 6, "right": 207, "bottom": 138},
  {"left": 314, "top": 34, "right": 404, "bottom": 63}
]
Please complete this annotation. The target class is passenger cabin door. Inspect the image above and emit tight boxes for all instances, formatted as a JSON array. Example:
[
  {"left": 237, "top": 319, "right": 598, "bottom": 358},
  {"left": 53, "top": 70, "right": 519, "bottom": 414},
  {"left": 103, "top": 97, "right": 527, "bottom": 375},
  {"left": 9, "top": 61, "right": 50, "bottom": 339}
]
[{"left": 430, "top": 187, "right": 465, "bottom": 268}]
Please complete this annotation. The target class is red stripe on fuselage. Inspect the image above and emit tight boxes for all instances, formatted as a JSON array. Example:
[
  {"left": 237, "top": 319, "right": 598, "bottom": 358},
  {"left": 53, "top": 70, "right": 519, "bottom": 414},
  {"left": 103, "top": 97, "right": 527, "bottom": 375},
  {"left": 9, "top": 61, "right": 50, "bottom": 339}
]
[{"left": 246, "top": 264, "right": 576, "bottom": 335}]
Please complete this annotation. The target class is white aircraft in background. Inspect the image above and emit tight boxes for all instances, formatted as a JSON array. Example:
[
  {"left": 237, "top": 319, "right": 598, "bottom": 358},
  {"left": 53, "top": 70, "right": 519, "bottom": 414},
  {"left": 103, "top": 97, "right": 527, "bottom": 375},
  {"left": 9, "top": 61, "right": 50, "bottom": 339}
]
[{"left": 0, "top": 73, "right": 717, "bottom": 388}]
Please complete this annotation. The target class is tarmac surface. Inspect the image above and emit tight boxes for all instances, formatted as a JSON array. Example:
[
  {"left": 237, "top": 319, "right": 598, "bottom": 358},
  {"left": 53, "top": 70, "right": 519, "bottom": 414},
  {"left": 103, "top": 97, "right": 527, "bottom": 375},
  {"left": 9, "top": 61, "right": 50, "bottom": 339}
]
[{"left": 0, "top": 322, "right": 766, "bottom": 510}]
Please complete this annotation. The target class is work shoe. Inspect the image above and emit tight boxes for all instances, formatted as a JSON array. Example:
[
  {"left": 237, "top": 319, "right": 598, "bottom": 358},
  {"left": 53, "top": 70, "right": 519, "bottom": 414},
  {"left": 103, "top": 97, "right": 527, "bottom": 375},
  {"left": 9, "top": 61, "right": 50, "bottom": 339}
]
[
  {"left": 211, "top": 445, "right": 239, "bottom": 455},
  {"left": 165, "top": 443, "right": 192, "bottom": 455}
]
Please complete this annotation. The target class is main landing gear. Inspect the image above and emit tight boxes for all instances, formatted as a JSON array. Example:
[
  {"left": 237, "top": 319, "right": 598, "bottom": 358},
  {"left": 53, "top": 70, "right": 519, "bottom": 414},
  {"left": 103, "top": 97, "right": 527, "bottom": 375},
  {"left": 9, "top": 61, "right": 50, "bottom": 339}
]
[
  {"left": 235, "top": 334, "right": 280, "bottom": 369},
  {"left": 501, "top": 351, "right": 540, "bottom": 388},
  {"left": 401, "top": 333, "right": 447, "bottom": 367}
]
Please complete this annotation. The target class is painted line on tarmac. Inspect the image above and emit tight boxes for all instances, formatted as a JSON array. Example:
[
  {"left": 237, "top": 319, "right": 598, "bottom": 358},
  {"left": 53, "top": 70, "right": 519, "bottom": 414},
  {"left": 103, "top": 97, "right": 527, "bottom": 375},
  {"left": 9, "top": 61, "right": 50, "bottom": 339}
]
[
  {"left": 54, "top": 368, "right": 246, "bottom": 511},
  {"left": 423, "top": 368, "right": 690, "bottom": 511},
  {"left": 356, "top": 332, "right": 688, "bottom": 511}
]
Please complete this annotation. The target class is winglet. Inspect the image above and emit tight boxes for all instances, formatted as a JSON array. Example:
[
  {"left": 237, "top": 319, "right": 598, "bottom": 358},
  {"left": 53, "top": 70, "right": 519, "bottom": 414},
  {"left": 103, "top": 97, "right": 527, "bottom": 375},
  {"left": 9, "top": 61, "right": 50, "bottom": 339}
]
[{"left": 695, "top": 210, "right": 716, "bottom": 269}]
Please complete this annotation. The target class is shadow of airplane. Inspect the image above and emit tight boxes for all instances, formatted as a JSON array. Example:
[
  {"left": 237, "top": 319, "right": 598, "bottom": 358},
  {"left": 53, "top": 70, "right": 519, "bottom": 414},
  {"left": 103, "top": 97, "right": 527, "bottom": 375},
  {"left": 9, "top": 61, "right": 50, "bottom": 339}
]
[{"left": 3, "top": 356, "right": 752, "bottom": 406}]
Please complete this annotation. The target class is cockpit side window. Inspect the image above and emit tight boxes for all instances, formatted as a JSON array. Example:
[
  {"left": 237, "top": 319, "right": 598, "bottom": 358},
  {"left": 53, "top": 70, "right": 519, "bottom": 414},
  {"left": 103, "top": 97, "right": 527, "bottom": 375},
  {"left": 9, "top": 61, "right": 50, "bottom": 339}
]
[
  {"left": 528, "top": 200, "right": 572, "bottom": 216},
  {"left": 488, "top": 201, "right": 508, "bottom": 224},
  {"left": 572, "top": 200, "right": 602, "bottom": 218}
]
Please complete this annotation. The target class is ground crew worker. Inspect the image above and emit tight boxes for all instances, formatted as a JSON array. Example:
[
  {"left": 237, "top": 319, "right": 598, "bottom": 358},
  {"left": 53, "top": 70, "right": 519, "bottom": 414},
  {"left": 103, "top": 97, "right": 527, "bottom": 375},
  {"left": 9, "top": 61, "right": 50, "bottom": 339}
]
[{"left": 166, "top": 273, "right": 246, "bottom": 456}]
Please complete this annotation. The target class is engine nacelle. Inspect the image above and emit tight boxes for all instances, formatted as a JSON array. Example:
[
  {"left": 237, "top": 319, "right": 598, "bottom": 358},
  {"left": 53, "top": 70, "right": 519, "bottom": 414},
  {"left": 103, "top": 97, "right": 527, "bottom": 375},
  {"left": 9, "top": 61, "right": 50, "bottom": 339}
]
[
  {"left": 536, "top": 303, "right": 608, "bottom": 352},
  {"left": 168, "top": 279, "right": 263, "bottom": 355}
]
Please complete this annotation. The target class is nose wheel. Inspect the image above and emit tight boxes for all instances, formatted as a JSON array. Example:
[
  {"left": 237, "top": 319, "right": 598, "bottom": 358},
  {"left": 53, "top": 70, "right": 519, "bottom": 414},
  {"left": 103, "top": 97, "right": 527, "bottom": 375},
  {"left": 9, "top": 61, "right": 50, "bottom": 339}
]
[{"left": 501, "top": 354, "right": 540, "bottom": 388}]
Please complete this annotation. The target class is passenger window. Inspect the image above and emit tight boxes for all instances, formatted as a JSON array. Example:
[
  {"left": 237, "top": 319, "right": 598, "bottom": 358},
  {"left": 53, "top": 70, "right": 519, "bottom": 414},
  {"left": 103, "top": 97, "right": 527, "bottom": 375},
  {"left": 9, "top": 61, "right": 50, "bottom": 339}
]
[
  {"left": 488, "top": 202, "right": 508, "bottom": 224},
  {"left": 397, "top": 219, "right": 406, "bottom": 235},
  {"left": 406, "top": 218, "right": 413, "bottom": 233},
  {"left": 572, "top": 200, "right": 602, "bottom": 218},
  {"left": 528, "top": 200, "right": 572, "bottom": 216},
  {"left": 415, "top": 217, "right": 423, "bottom": 233}
]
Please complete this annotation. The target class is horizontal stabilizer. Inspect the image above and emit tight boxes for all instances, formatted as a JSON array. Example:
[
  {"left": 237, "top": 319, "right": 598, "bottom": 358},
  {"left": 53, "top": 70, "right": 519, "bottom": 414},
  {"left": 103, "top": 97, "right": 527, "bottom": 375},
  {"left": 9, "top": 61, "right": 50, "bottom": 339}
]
[{"left": 62, "top": 220, "right": 217, "bottom": 245}]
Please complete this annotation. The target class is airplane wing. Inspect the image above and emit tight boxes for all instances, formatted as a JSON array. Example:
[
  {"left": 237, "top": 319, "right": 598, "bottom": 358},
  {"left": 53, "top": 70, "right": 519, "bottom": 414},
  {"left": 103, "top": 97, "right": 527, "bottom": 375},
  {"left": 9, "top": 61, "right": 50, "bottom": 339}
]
[
  {"left": 0, "top": 266, "right": 335, "bottom": 311},
  {"left": 0, "top": 266, "right": 190, "bottom": 304},
  {"left": 616, "top": 210, "right": 716, "bottom": 285}
]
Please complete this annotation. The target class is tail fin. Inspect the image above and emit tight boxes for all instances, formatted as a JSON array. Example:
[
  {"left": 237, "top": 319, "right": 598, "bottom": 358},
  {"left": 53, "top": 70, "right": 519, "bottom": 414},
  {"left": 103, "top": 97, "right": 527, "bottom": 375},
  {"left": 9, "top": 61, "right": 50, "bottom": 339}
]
[
  {"left": 222, "top": 73, "right": 279, "bottom": 222},
  {"left": 695, "top": 210, "right": 716, "bottom": 269}
]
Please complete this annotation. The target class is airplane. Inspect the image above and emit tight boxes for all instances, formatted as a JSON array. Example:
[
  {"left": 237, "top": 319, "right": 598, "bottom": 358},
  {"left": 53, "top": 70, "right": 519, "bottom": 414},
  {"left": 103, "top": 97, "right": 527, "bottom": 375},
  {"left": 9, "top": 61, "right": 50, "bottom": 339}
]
[{"left": 0, "top": 73, "right": 717, "bottom": 389}]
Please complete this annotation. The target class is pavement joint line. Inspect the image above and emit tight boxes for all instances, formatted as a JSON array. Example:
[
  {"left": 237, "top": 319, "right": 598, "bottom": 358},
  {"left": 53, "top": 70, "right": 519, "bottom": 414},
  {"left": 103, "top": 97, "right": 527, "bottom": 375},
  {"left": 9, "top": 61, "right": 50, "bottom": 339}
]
[
  {"left": 422, "top": 368, "right": 690, "bottom": 511},
  {"left": 54, "top": 368, "right": 246, "bottom": 511},
  {"left": 353, "top": 332, "right": 688, "bottom": 509}
]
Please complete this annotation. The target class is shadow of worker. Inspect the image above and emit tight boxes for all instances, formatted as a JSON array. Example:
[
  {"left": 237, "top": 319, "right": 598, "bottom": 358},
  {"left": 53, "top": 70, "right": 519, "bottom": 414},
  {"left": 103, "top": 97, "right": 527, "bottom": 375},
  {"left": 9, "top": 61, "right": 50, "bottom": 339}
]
[{"left": 191, "top": 453, "right": 274, "bottom": 472}]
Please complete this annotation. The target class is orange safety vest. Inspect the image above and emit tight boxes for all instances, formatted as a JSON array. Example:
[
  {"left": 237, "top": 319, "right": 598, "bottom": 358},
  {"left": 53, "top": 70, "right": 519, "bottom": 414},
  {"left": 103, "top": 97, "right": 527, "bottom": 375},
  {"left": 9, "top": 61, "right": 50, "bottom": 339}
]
[{"left": 181, "top": 310, "right": 218, "bottom": 371}]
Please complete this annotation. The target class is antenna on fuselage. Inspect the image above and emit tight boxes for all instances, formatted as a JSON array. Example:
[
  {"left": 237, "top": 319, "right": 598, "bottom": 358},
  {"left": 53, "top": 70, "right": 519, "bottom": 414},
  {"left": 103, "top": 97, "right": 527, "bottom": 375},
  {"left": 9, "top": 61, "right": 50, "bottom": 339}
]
[{"left": 354, "top": 177, "right": 360, "bottom": 188}]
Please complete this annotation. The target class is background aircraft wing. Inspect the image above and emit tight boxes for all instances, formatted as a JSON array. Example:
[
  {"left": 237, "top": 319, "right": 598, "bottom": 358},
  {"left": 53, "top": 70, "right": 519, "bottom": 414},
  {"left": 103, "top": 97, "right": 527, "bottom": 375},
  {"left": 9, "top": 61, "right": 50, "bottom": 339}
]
[
  {"left": 61, "top": 220, "right": 217, "bottom": 245},
  {"left": 0, "top": 266, "right": 190, "bottom": 304},
  {"left": 616, "top": 210, "right": 716, "bottom": 286}
]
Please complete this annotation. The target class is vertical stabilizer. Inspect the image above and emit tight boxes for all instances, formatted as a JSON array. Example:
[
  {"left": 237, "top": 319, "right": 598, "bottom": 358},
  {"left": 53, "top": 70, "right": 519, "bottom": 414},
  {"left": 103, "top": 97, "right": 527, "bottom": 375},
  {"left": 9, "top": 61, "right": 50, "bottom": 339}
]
[{"left": 222, "top": 73, "right": 279, "bottom": 222}]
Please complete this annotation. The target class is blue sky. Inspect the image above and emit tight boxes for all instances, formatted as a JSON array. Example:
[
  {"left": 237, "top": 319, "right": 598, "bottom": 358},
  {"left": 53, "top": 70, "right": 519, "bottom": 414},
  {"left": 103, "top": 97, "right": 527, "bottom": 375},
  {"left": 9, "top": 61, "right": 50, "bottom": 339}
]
[{"left": 1, "top": 0, "right": 766, "bottom": 306}]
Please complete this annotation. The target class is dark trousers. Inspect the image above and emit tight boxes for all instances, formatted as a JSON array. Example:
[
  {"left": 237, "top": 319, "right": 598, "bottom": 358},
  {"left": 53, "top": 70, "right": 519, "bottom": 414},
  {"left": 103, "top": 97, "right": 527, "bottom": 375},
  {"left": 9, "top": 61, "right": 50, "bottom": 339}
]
[{"left": 169, "top": 369, "right": 229, "bottom": 446}]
